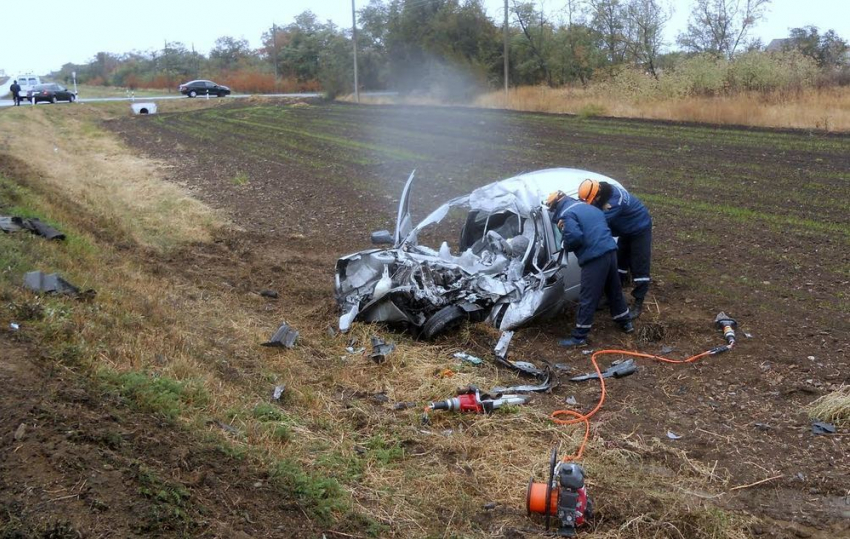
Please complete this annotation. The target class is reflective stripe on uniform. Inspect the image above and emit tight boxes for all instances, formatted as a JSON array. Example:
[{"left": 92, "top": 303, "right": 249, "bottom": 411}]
[
  {"left": 633, "top": 277, "right": 651, "bottom": 282},
  {"left": 575, "top": 324, "right": 593, "bottom": 329},
  {"left": 612, "top": 309, "right": 630, "bottom": 320},
  {"left": 618, "top": 269, "right": 629, "bottom": 274}
]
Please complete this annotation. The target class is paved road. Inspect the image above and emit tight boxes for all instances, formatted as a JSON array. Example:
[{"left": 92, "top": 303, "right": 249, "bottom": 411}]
[{"left": 0, "top": 92, "right": 323, "bottom": 108}]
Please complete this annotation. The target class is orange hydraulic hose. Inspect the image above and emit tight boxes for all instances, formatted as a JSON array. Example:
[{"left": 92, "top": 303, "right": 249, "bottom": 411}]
[{"left": 551, "top": 347, "right": 720, "bottom": 463}]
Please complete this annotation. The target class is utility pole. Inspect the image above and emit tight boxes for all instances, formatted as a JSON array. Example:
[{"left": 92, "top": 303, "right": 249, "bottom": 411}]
[
  {"left": 352, "top": 0, "right": 360, "bottom": 103},
  {"left": 504, "top": 0, "right": 509, "bottom": 100}
]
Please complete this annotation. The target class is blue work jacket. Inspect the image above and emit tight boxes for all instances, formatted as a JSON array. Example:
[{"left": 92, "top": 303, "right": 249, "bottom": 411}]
[
  {"left": 551, "top": 197, "right": 617, "bottom": 266},
  {"left": 603, "top": 185, "right": 652, "bottom": 237}
]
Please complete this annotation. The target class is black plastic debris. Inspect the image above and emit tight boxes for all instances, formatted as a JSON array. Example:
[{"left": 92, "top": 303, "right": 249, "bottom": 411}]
[
  {"left": 0, "top": 216, "right": 65, "bottom": 240},
  {"left": 570, "top": 358, "right": 638, "bottom": 382},
  {"left": 23, "top": 271, "right": 80, "bottom": 295},
  {"left": 370, "top": 336, "right": 395, "bottom": 363},
  {"left": 260, "top": 289, "right": 279, "bottom": 299},
  {"left": 811, "top": 421, "right": 836, "bottom": 435},
  {"left": 272, "top": 385, "right": 286, "bottom": 401},
  {"left": 263, "top": 323, "right": 299, "bottom": 348}
]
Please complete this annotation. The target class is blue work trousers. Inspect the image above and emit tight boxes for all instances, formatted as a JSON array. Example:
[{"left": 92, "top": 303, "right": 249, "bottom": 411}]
[
  {"left": 617, "top": 227, "right": 652, "bottom": 303},
  {"left": 573, "top": 250, "right": 631, "bottom": 339}
]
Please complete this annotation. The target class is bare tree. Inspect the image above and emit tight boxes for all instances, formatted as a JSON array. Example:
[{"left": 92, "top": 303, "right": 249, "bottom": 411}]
[
  {"left": 512, "top": 1, "right": 553, "bottom": 85},
  {"left": 623, "top": 0, "right": 671, "bottom": 78},
  {"left": 677, "top": 0, "right": 772, "bottom": 59}
]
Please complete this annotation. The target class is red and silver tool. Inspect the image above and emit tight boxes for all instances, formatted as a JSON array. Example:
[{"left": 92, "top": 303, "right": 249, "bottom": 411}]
[{"left": 427, "top": 386, "right": 529, "bottom": 414}]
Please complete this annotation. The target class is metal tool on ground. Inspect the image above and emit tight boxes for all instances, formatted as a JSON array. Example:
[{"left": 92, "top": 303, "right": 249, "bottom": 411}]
[
  {"left": 569, "top": 358, "right": 637, "bottom": 382},
  {"left": 424, "top": 386, "right": 528, "bottom": 420},
  {"left": 525, "top": 313, "right": 739, "bottom": 535}
]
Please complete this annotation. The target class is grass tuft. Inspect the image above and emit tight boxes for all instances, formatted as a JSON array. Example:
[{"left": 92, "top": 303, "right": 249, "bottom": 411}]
[{"left": 807, "top": 385, "right": 850, "bottom": 426}]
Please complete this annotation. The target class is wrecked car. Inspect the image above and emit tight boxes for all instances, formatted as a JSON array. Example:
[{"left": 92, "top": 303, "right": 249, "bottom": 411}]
[{"left": 334, "top": 168, "right": 624, "bottom": 338}]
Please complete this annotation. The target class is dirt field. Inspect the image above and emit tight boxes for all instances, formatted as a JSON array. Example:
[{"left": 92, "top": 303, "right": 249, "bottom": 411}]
[
  {"left": 0, "top": 99, "right": 846, "bottom": 538},
  {"left": 103, "top": 101, "right": 849, "bottom": 535}
]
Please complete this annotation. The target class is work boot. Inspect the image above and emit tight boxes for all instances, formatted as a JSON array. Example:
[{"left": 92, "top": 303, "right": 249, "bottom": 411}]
[
  {"left": 630, "top": 300, "right": 644, "bottom": 320},
  {"left": 619, "top": 320, "right": 635, "bottom": 334},
  {"left": 558, "top": 336, "right": 588, "bottom": 347}
]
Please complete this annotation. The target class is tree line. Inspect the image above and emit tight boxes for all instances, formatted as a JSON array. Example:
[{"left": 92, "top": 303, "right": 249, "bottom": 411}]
[{"left": 52, "top": 0, "right": 849, "bottom": 97}]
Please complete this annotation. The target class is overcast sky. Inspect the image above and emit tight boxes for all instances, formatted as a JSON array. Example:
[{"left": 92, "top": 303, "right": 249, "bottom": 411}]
[{"left": 2, "top": 0, "right": 848, "bottom": 77}]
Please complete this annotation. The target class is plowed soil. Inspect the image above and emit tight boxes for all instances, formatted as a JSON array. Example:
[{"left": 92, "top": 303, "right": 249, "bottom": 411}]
[{"left": 106, "top": 101, "right": 849, "bottom": 536}]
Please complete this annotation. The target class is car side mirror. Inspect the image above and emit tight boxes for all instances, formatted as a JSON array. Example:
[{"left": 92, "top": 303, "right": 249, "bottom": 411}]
[{"left": 371, "top": 230, "right": 393, "bottom": 245}]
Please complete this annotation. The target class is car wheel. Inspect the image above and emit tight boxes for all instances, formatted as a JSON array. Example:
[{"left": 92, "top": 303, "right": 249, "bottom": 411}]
[
  {"left": 219, "top": 92, "right": 227, "bottom": 98},
  {"left": 68, "top": 95, "right": 76, "bottom": 103},
  {"left": 50, "top": 96, "right": 57, "bottom": 104},
  {"left": 188, "top": 90, "right": 197, "bottom": 98},
  {"left": 422, "top": 305, "right": 468, "bottom": 340}
]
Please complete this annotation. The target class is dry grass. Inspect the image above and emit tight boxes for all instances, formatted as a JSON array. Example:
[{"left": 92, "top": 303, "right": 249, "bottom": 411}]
[
  {"left": 342, "top": 86, "right": 850, "bottom": 131},
  {"left": 807, "top": 385, "right": 850, "bottom": 426},
  {"left": 0, "top": 102, "right": 756, "bottom": 537},
  {"left": 474, "top": 86, "right": 850, "bottom": 131},
  {"left": 0, "top": 103, "right": 219, "bottom": 250}
]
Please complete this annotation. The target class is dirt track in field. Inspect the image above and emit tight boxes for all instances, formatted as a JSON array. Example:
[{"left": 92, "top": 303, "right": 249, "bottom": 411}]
[{"left": 107, "top": 100, "right": 849, "bottom": 535}]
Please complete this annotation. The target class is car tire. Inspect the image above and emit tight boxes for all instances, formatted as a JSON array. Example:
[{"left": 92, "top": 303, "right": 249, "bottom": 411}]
[
  {"left": 422, "top": 305, "right": 468, "bottom": 340},
  {"left": 188, "top": 90, "right": 197, "bottom": 98},
  {"left": 68, "top": 95, "right": 76, "bottom": 103},
  {"left": 50, "top": 96, "right": 57, "bottom": 104},
  {"left": 219, "top": 92, "right": 227, "bottom": 98}
]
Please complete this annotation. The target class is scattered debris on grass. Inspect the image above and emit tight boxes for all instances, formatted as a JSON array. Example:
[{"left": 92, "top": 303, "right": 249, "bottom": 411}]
[
  {"left": 491, "top": 373, "right": 554, "bottom": 394},
  {"left": 272, "top": 385, "right": 286, "bottom": 401},
  {"left": 570, "top": 358, "right": 637, "bottom": 382},
  {"left": 667, "top": 431, "right": 683, "bottom": 440},
  {"left": 453, "top": 351, "right": 483, "bottom": 365},
  {"left": 260, "top": 289, "right": 279, "bottom": 299},
  {"left": 811, "top": 421, "right": 836, "bottom": 435},
  {"left": 263, "top": 322, "right": 299, "bottom": 348},
  {"left": 23, "top": 271, "right": 80, "bottom": 295},
  {"left": 494, "top": 330, "right": 513, "bottom": 359},
  {"left": 369, "top": 335, "right": 395, "bottom": 363},
  {"left": 807, "top": 384, "right": 849, "bottom": 426},
  {"left": 0, "top": 216, "right": 65, "bottom": 240}
]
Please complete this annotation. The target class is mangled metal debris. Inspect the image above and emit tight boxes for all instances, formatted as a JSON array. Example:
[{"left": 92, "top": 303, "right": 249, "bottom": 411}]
[
  {"left": 272, "top": 385, "right": 286, "bottom": 401},
  {"left": 23, "top": 271, "right": 80, "bottom": 295},
  {"left": 490, "top": 371, "right": 554, "bottom": 394},
  {"left": 369, "top": 335, "right": 395, "bottom": 363},
  {"left": 0, "top": 216, "right": 65, "bottom": 241},
  {"left": 570, "top": 359, "right": 638, "bottom": 382},
  {"left": 263, "top": 322, "right": 299, "bottom": 348},
  {"left": 453, "top": 352, "right": 483, "bottom": 365},
  {"left": 494, "top": 331, "right": 513, "bottom": 359},
  {"left": 335, "top": 169, "right": 627, "bottom": 338}
]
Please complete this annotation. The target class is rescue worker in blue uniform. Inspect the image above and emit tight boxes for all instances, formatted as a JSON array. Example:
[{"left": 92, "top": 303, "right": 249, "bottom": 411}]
[
  {"left": 546, "top": 191, "right": 634, "bottom": 347},
  {"left": 578, "top": 179, "right": 652, "bottom": 318}
]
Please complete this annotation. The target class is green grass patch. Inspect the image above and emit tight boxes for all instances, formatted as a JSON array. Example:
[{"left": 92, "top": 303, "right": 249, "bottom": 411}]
[
  {"left": 270, "top": 459, "right": 348, "bottom": 520},
  {"left": 231, "top": 171, "right": 250, "bottom": 186},
  {"left": 99, "top": 370, "right": 209, "bottom": 421}
]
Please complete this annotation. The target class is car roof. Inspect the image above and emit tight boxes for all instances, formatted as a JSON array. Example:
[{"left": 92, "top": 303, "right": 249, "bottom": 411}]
[{"left": 467, "top": 168, "right": 623, "bottom": 217}]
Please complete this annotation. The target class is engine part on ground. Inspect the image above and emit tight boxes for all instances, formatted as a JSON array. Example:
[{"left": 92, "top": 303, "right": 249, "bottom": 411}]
[
  {"left": 262, "top": 322, "right": 299, "bottom": 348},
  {"left": 426, "top": 386, "right": 529, "bottom": 416},
  {"left": 569, "top": 358, "right": 637, "bottom": 382},
  {"left": 526, "top": 446, "right": 591, "bottom": 536}
]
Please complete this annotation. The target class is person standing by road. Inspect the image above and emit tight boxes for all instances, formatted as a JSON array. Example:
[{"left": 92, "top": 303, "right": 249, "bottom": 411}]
[
  {"left": 578, "top": 179, "right": 652, "bottom": 318},
  {"left": 9, "top": 80, "right": 21, "bottom": 106},
  {"left": 545, "top": 191, "right": 634, "bottom": 347}
]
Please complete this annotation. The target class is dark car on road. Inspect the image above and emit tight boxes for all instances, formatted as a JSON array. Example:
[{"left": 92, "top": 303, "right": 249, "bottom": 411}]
[
  {"left": 178, "top": 80, "right": 231, "bottom": 98},
  {"left": 26, "top": 83, "right": 76, "bottom": 104}
]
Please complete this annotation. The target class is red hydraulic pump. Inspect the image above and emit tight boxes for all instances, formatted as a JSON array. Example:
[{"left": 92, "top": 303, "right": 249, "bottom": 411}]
[{"left": 527, "top": 447, "right": 592, "bottom": 537}]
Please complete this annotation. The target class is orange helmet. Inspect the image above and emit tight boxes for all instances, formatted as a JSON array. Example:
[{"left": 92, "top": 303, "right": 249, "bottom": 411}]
[
  {"left": 544, "top": 190, "right": 565, "bottom": 209},
  {"left": 578, "top": 179, "right": 600, "bottom": 205}
]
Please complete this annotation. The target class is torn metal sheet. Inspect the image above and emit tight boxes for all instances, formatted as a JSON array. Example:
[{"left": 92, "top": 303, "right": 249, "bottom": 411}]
[
  {"left": 491, "top": 373, "right": 554, "bottom": 394},
  {"left": 23, "top": 271, "right": 80, "bottom": 295},
  {"left": 272, "top": 385, "right": 286, "bottom": 401},
  {"left": 334, "top": 169, "right": 627, "bottom": 337},
  {"left": 369, "top": 336, "right": 395, "bottom": 363},
  {"left": 262, "top": 323, "right": 299, "bottom": 348},
  {"left": 453, "top": 352, "right": 483, "bottom": 365},
  {"left": 570, "top": 358, "right": 638, "bottom": 382},
  {"left": 811, "top": 422, "right": 836, "bottom": 435},
  {"left": 494, "top": 331, "right": 514, "bottom": 359}
]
